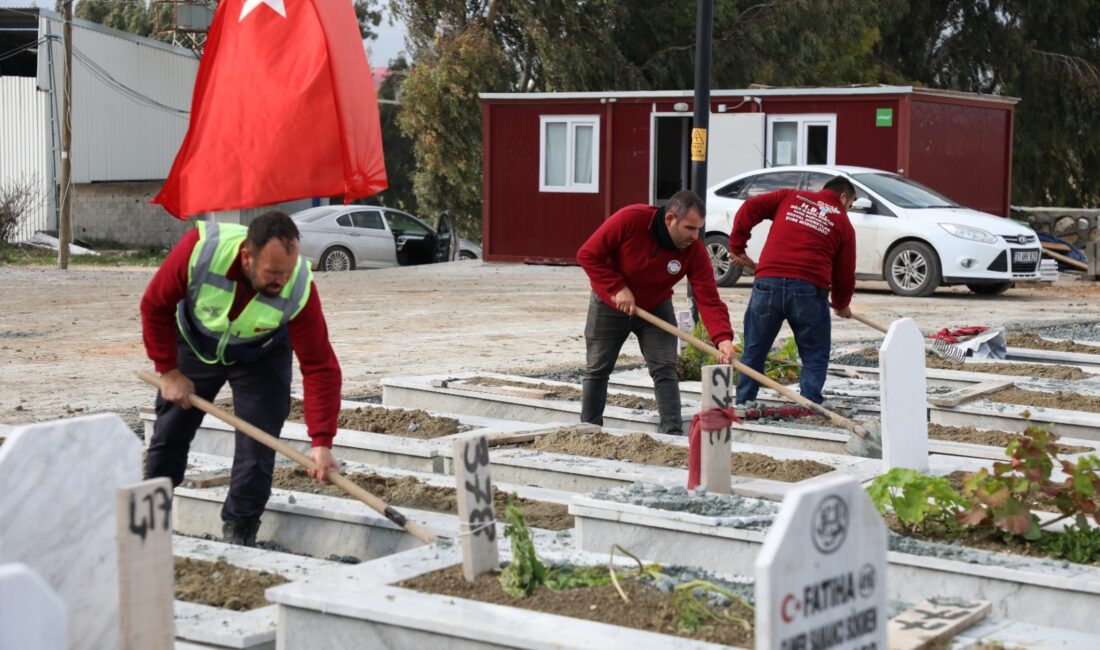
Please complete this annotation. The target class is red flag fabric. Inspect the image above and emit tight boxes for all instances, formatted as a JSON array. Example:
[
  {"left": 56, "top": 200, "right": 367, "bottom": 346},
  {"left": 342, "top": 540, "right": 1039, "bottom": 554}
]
[
  {"left": 154, "top": 0, "right": 387, "bottom": 218},
  {"left": 687, "top": 407, "right": 742, "bottom": 490},
  {"left": 929, "top": 326, "right": 988, "bottom": 344}
]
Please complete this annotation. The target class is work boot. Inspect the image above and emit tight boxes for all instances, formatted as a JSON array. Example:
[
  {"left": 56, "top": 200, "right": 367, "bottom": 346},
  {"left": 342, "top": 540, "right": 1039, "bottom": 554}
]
[{"left": 222, "top": 519, "right": 260, "bottom": 547}]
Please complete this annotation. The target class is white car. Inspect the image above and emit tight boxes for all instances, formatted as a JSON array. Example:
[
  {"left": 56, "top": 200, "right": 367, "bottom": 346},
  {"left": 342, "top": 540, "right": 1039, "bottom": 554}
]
[{"left": 704, "top": 165, "right": 1041, "bottom": 297}]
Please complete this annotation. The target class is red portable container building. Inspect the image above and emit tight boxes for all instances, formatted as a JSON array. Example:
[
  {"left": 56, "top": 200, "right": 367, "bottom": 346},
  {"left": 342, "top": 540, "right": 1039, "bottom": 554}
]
[{"left": 479, "top": 85, "right": 1018, "bottom": 264}]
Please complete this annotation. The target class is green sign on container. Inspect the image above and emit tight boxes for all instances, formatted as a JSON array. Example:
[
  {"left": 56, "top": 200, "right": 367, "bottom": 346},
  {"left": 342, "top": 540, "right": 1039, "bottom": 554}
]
[{"left": 876, "top": 108, "right": 893, "bottom": 127}]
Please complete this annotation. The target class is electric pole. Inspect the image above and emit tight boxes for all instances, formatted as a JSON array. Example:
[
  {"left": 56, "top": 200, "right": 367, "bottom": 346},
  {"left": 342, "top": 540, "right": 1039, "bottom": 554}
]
[
  {"left": 58, "top": 0, "right": 73, "bottom": 269},
  {"left": 687, "top": 0, "right": 714, "bottom": 323}
]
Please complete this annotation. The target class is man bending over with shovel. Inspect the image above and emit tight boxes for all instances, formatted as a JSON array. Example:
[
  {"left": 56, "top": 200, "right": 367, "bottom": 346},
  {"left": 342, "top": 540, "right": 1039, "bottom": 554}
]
[
  {"left": 729, "top": 176, "right": 857, "bottom": 408},
  {"left": 141, "top": 211, "right": 341, "bottom": 546},
  {"left": 578, "top": 190, "right": 736, "bottom": 436}
]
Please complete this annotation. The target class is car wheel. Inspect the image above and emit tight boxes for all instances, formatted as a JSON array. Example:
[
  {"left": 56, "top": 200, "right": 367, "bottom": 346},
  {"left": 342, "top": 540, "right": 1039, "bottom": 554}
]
[
  {"left": 967, "top": 281, "right": 1012, "bottom": 295},
  {"left": 705, "top": 234, "right": 743, "bottom": 287},
  {"left": 319, "top": 246, "right": 354, "bottom": 272},
  {"left": 459, "top": 250, "right": 478, "bottom": 261},
  {"left": 884, "top": 241, "right": 941, "bottom": 297}
]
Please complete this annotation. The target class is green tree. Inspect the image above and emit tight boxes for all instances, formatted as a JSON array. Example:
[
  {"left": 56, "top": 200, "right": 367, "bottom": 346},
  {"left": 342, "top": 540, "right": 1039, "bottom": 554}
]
[
  {"left": 370, "top": 56, "right": 418, "bottom": 213},
  {"left": 877, "top": 1, "right": 1100, "bottom": 207}
]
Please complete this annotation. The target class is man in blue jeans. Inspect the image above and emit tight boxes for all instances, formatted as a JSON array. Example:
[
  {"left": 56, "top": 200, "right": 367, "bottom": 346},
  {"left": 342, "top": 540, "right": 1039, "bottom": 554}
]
[{"left": 729, "top": 176, "right": 858, "bottom": 405}]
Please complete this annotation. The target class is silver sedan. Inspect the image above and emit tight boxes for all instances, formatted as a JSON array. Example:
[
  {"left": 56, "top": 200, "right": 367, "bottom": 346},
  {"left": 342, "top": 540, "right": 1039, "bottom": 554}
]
[{"left": 290, "top": 206, "right": 482, "bottom": 272}]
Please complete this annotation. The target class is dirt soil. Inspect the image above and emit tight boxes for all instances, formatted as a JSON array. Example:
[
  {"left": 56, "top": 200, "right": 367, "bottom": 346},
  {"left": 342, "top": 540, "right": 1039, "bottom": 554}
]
[
  {"left": 287, "top": 398, "right": 464, "bottom": 438},
  {"left": 2, "top": 264, "right": 1099, "bottom": 429},
  {"left": 174, "top": 557, "right": 288, "bottom": 611},
  {"left": 272, "top": 467, "right": 572, "bottom": 530},
  {"left": 400, "top": 565, "right": 755, "bottom": 647},
  {"left": 466, "top": 376, "right": 657, "bottom": 410},
  {"left": 1008, "top": 333, "right": 1100, "bottom": 355},
  {"left": 990, "top": 387, "right": 1100, "bottom": 414},
  {"left": 849, "top": 348, "right": 1088, "bottom": 379},
  {"left": 528, "top": 430, "right": 832, "bottom": 482},
  {"left": 928, "top": 423, "right": 1091, "bottom": 454}
]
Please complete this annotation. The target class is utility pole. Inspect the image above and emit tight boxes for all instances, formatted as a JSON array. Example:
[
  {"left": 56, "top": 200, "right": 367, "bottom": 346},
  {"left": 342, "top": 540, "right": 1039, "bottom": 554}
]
[
  {"left": 58, "top": 0, "right": 73, "bottom": 270},
  {"left": 687, "top": 0, "right": 714, "bottom": 323}
]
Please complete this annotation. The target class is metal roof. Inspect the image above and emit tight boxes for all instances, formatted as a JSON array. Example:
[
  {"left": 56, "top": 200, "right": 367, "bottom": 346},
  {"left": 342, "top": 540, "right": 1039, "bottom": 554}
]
[{"left": 479, "top": 85, "right": 1019, "bottom": 105}]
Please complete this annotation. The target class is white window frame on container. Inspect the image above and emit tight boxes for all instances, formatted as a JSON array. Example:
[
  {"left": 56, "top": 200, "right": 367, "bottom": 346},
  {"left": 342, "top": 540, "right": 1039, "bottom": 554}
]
[
  {"left": 539, "top": 115, "right": 600, "bottom": 193},
  {"left": 765, "top": 114, "right": 837, "bottom": 167}
]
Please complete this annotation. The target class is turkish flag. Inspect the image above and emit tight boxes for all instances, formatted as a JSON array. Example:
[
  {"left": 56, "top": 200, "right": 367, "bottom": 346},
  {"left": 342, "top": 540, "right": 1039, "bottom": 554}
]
[{"left": 153, "top": 0, "right": 387, "bottom": 218}]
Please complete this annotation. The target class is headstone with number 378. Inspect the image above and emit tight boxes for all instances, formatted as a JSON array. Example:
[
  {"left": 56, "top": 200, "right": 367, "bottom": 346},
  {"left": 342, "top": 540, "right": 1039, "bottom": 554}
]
[{"left": 453, "top": 435, "right": 500, "bottom": 581}]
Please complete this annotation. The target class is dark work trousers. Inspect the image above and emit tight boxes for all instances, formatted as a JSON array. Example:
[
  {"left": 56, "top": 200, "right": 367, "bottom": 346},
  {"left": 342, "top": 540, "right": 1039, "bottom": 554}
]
[
  {"left": 146, "top": 336, "right": 292, "bottom": 525},
  {"left": 581, "top": 293, "right": 682, "bottom": 435},
  {"left": 736, "top": 277, "right": 831, "bottom": 405}
]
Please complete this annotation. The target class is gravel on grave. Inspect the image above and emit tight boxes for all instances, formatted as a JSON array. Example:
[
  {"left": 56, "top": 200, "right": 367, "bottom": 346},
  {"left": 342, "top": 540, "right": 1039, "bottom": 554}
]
[
  {"left": 590, "top": 482, "right": 777, "bottom": 527},
  {"left": 272, "top": 466, "right": 573, "bottom": 530},
  {"left": 1031, "top": 321, "right": 1100, "bottom": 342},
  {"left": 831, "top": 348, "right": 1088, "bottom": 379},
  {"left": 528, "top": 429, "right": 833, "bottom": 483},
  {"left": 174, "top": 557, "right": 288, "bottom": 611},
  {"left": 287, "top": 398, "right": 465, "bottom": 438}
]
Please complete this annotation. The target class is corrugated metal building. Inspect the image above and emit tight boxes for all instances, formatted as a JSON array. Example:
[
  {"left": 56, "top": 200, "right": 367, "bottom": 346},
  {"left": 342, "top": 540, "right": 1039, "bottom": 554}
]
[
  {"left": 478, "top": 86, "right": 1018, "bottom": 263},
  {"left": 1, "top": 8, "right": 314, "bottom": 247}
]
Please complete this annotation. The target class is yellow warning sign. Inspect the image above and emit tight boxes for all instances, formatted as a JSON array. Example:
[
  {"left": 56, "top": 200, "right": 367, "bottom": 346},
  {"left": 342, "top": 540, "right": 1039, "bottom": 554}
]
[{"left": 691, "top": 128, "right": 707, "bottom": 162}]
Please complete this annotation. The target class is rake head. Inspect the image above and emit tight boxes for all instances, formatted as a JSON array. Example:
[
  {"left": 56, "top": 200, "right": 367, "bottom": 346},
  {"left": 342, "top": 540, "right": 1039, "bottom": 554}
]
[{"left": 930, "top": 338, "right": 967, "bottom": 363}]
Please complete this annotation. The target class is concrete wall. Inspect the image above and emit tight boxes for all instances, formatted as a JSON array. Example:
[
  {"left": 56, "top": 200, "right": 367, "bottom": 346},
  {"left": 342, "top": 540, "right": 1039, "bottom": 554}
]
[
  {"left": 71, "top": 182, "right": 194, "bottom": 248},
  {"left": 1014, "top": 207, "right": 1100, "bottom": 246}
]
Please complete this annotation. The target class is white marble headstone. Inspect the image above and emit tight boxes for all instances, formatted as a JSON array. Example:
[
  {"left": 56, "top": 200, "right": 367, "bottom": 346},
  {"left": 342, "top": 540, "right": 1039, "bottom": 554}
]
[
  {"left": 0, "top": 562, "right": 67, "bottom": 650},
  {"left": 755, "top": 475, "right": 887, "bottom": 650},
  {"left": 880, "top": 317, "right": 929, "bottom": 471},
  {"left": 0, "top": 414, "right": 142, "bottom": 650}
]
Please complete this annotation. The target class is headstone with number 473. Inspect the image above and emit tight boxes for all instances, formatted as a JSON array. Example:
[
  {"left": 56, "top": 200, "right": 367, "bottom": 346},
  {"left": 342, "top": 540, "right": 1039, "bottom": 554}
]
[
  {"left": 755, "top": 475, "right": 887, "bottom": 650},
  {"left": 453, "top": 435, "right": 500, "bottom": 581}
]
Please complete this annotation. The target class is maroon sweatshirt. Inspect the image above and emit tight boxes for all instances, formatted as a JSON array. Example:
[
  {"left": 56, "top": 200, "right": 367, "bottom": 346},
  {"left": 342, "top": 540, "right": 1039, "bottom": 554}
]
[
  {"left": 577, "top": 204, "right": 734, "bottom": 345},
  {"left": 729, "top": 189, "right": 857, "bottom": 310},
  {"left": 141, "top": 229, "right": 341, "bottom": 448}
]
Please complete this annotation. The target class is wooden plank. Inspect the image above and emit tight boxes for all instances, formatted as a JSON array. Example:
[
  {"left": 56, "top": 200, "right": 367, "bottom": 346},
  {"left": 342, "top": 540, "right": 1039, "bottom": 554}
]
[
  {"left": 928, "top": 380, "right": 1014, "bottom": 408},
  {"left": 1042, "top": 247, "right": 1089, "bottom": 271},
  {"left": 486, "top": 423, "right": 600, "bottom": 448},
  {"left": 888, "top": 599, "right": 991, "bottom": 650},
  {"left": 448, "top": 381, "right": 553, "bottom": 400},
  {"left": 700, "top": 365, "right": 733, "bottom": 494},
  {"left": 116, "top": 478, "right": 175, "bottom": 650},
  {"left": 452, "top": 435, "right": 500, "bottom": 581}
]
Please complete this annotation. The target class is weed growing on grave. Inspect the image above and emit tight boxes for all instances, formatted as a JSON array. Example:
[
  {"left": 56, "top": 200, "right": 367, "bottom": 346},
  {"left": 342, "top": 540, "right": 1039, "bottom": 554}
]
[
  {"left": 958, "top": 426, "right": 1100, "bottom": 540},
  {"left": 675, "top": 323, "right": 801, "bottom": 385},
  {"left": 764, "top": 337, "right": 801, "bottom": 384},
  {"left": 1034, "top": 525, "right": 1100, "bottom": 564},
  {"left": 498, "top": 503, "right": 754, "bottom": 632},
  {"left": 866, "top": 468, "right": 969, "bottom": 535},
  {"left": 676, "top": 322, "right": 719, "bottom": 381}
]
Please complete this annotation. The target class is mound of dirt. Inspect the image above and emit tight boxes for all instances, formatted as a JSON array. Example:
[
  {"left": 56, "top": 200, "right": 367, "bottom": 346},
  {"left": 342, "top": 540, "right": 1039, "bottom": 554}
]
[
  {"left": 1008, "top": 333, "right": 1100, "bottom": 355},
  {"left": 400, "top": 565, "right": 755, "bottom": 648},
  {"left": 287, "top": 399, "right": 463, "bottom": 438},
  {"left": 848, "top": 348, "right": 1087, "bottom": 379},
  {"left": 928, "top": 423, "right": 1091, "bottom": 454},
  {"left": 529, "top": 430, "right": 832, "bottom": 482},
  {"left": 174, "top": 557, "right": 287, "bottom": 611},
  {"left": 465, "top": 377, "right": 657, "bottom": 411},
  {"left": 989, "top": 387, "right": 1100, "bottom": 414},
  {"left": 272, "top": 467, "right": 572, "bottom": 530}
]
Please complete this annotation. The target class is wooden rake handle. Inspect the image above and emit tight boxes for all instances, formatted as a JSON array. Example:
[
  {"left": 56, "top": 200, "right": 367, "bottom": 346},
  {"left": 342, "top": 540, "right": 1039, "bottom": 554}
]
[
  {"left": 631, "top": 308, "right": 868, "bottom": 438},
  {"left": 849, "top": 311, "right": 890, "bottom": 335},
  {"left": 138, "top": 370, "right": 437, "bottom": 545}
]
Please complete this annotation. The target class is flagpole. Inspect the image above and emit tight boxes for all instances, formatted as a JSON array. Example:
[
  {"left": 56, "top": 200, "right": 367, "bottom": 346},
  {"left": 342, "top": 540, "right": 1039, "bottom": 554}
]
[{"left": 58, "top": 0, "right": 73, "bottom": 270}]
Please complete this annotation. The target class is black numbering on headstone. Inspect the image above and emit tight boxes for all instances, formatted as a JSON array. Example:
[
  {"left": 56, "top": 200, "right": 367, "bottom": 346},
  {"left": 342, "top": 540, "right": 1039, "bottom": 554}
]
[
  {"left": 465, "top": 475, "right": 493, "bottom": 506},
  {"left": 463, "top": 437, "right": 490, "bottom": 473},
  {"left": 469, "top": 507, "right": 496, "bottom": 541}
]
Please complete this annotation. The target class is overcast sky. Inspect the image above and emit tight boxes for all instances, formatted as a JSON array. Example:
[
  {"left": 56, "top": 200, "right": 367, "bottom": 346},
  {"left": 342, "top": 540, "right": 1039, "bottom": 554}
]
[{"left": 0, "top": 1, "right": 408, "bottom": 66}]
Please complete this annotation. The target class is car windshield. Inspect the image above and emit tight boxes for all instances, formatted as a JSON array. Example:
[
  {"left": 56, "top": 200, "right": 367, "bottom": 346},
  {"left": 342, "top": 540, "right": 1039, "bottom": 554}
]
[
  {"left": 291, "top": 207, "right": 339, "bottom": 224},
  {"left": 852, "top": 173, "right": 960, "bottom": 209}
]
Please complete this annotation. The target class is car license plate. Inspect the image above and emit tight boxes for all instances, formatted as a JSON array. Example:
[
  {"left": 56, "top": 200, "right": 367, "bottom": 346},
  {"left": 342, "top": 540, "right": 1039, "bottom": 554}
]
[{"left": 1013, "top": 250, "right": 1039, "bottom": 263}]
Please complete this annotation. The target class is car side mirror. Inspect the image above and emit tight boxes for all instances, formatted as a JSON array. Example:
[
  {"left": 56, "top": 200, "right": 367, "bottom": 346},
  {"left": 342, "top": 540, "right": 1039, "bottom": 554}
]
[{"left": 851, "top": 197, "right": 873, "bottom": 212}]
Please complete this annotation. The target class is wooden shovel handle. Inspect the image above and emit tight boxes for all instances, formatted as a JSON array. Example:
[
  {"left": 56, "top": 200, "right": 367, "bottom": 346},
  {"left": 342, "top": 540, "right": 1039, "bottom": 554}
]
[
  {"left": 1041, "top": 247, "right": 1088, "bottom": 271},
  {"left": 632, "top": 308, "right": 867, "bottom": 438},
  {"left": 138, "top": 371, "right": 437, "bottom": 545},
  {"left": 849, "top": 311, "right": 889, "bottom": 335}
]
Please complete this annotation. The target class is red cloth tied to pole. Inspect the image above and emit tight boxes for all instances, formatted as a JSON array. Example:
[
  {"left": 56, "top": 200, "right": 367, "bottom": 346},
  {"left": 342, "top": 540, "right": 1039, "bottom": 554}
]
[
  {"left": 687, "top": 407, "right": 742, "bottom": 490},
  {"left": 929, "top": 326, "right": 988, "bottom": 344}
]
